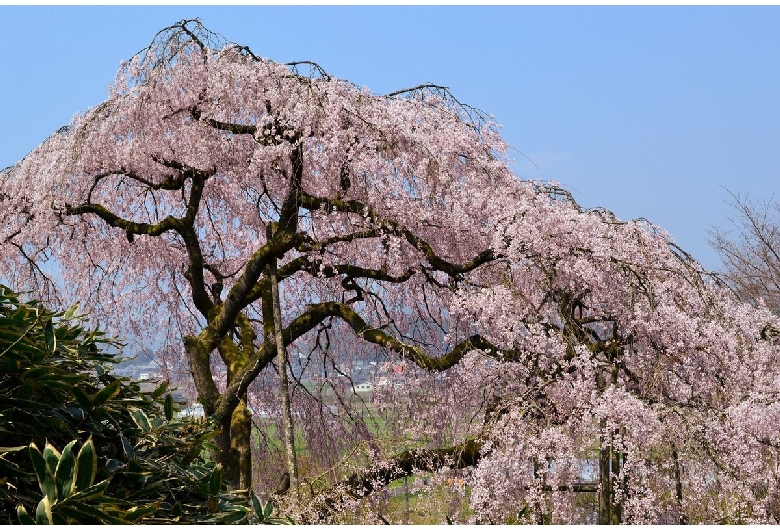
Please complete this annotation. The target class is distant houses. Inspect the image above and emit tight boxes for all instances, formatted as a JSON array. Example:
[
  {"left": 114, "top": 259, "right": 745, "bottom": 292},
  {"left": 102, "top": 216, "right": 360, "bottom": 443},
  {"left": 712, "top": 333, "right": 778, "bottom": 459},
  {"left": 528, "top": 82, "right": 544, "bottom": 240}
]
[
  {"left": 178, "top": 403, "right": 205, "bottom": 419},
  {"left": 111, "top": 352, "right": 415, "bottom": 420},
  {"left": 112, "top": 361, "right": 162, "bottom": 382}
]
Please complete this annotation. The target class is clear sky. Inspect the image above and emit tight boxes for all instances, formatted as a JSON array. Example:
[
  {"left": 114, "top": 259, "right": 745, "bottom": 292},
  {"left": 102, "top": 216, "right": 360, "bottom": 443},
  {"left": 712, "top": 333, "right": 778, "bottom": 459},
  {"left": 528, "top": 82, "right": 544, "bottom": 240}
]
[{"left": 2, "top": 6, "right": 779, "bottom": 271}]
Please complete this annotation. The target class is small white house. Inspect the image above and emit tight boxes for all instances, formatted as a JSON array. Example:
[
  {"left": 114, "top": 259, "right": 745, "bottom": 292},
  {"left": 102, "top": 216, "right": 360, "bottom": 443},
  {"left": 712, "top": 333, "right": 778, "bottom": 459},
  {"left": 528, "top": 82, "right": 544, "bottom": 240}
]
[
  {"left": 178, "top": 403, "right": 205, "bottom": 419},
  {"left": 352, "top": 382, "right": 373, "bottom": 393}
]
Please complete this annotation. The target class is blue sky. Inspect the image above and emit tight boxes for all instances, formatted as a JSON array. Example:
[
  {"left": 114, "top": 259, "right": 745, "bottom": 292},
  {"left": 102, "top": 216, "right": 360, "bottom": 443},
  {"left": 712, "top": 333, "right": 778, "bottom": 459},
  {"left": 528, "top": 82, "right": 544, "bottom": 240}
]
[{"left": 2, "top": 6, "right": 779, "bottom": 271}]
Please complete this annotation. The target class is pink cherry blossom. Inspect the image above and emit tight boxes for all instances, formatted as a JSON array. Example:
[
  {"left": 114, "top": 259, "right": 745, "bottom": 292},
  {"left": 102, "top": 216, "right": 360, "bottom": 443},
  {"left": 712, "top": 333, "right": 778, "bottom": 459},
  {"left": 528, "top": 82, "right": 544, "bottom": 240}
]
[{"left": 2, "top": 20, "right": 779, "bottom": 524}]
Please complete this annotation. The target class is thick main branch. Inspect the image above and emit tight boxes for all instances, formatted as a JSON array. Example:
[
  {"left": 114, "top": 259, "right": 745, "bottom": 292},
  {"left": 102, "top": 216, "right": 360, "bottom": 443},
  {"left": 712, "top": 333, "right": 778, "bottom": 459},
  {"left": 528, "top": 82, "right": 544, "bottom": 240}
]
[{"left": 299, "top": 191, "right": 499, "bottom": 277}]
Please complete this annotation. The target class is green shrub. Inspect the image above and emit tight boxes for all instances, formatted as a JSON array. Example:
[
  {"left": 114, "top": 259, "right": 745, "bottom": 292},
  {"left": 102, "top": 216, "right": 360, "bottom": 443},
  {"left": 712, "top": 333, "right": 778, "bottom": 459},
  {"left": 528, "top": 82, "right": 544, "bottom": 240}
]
[{"left": 0, "top": 284, "right": 256, "bottom": 523}]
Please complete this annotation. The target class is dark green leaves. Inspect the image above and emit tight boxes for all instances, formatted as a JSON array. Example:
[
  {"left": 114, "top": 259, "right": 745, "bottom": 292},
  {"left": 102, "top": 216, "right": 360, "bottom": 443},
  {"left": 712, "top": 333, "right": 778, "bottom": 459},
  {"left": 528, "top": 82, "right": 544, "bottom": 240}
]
[
  {"left": 54, "top": 441, "right": 76, "bottom": 501},
  {"left": 73, "top": 438, "right": 96, "bottom": 494},
  {"left": 71, "top": 380, "right": 122, "bottom": 412},
  {"left": 62, "top": 304, "right": 79, "bottom": 321},
  {"left": 209, "top": 464, "right": 223, "bottom": 497},
  {"left": 21, "top": 437, "right": 176, "bottom": 524},
  {"left": 251, "top": 492, "right": 263, "bottom": 518},
  {"left": 164, "top": 393, "right": 174, "bottom": 421},
  {"left": 120, "top": 435, "right": 134, "bottom": 460},
  {"left": 151, "top": 380, "right": 169, "bottom": 399},
  {"left": 71, "top": 386, "right": 93, "bottom": 411},
  {"left": 0, "top": 285, "right": 257, "bottom": 524},
  {"left": 17, "top": 504, "right": 35, "bottom": 525},
  {"left": 124, "top": 504, "right": 159, "bottom": 522},
  {"left": 43, "top": 319, "right": 55, "bottom": 355},
  {"left": 35, "top": 496, "right": 52, "bottom": 525},
  {"left": 129, "top": 408, "right": 151, "bottom": 432},
  {"left": 92, "top": 380, "right": 121, "bottom": 408},
  {"left": 248, "top": 493, "right": 292, "bottom": 525},
  {"left": 29, "top": 443, "right": 55, "bottom": 504}
]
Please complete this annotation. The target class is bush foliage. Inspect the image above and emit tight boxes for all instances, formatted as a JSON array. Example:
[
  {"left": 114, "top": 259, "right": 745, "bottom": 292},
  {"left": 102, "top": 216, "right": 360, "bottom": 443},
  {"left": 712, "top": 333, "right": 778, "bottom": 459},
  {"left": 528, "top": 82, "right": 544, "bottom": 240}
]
[{"left": 0, "top": 284, "right": 278, "bottom": 524}]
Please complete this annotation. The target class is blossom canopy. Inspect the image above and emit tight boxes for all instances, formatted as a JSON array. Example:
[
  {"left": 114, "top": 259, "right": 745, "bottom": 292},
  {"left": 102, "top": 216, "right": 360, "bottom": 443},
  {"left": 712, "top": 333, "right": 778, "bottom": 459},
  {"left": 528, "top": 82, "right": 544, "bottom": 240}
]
[{"left": 2, "top": 20, "right": 780, "bottom": 524}]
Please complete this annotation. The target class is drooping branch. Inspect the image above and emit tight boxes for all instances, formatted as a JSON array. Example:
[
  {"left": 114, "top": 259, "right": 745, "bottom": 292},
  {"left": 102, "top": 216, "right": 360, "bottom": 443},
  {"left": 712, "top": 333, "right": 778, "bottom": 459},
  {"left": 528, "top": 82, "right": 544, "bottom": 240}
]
[
  {"left": 278, "top": 142, "right": 304, "bottom": 234},
  {"left": 299, "top": 191, "right": 501, "bottom": 277},
  {"left": 190, "top": 105, "right": 301, "bottom": 148},
  {"left": 244, "top": 256, "right": 309, "bottom": 305},
  {"left": 67, "top": 164, "right": 219, "bottom": 318},
  {"left": 244, "top": 256, "right": 416, "bottom": 310},
  {"left": 296, "top": 228, "right": 383, "bottom": 253},
  {"left": 194, "top": 112, "right": 258, "bottom": 136},
  {"left": 307, "top": 436, "right": 598, "bottom": 522},
  {"left": 64, "top": 203, "right": 180, "bottom": 238},
  {"left": 197, "top": 141, "right": 305, "bottom": 352},
  {"left": 305, "top": 438, "right": 483, "bottom": 521},
  {"left": 302, "top": 259, "right": 417, "bottom": 285},
  {"left": 215, "top": 299, "right": 514, "bottom": 423},
  {"left": 310, "top": 301, "right": 516, "bottom": 370}
]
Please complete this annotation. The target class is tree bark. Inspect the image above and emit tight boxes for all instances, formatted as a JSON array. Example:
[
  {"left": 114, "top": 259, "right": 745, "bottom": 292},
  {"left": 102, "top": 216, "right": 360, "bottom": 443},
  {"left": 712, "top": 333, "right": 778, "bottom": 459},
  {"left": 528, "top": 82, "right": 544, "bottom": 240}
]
[
  {"left": 598, "top": 365, "right": 623, "bottom": 525},
  {"left": 598, "top": 434, "right": 622, "bottom": 525},
  {"left": 598, "top": 431, "right": 611, "bottom": 525},
  {"left": 268, "top": 254, "right": 299, "bottom": 496},
  {"left": 672, "top": 444, "right": 687, "bottom": 524},
  {"left": 182, "top": 334, "right": 234, "bottom": 480},
  {"left": 231, "top": 398, "right": 252, "bottom": 490}
]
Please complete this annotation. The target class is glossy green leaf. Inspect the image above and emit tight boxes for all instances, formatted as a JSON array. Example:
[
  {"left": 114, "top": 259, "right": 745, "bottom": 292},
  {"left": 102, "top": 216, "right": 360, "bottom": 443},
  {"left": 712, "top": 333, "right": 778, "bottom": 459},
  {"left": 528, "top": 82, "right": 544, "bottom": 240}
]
[
  {"left": 164, "top": 393, "right": 174, "bottom": 421},
  {"left": 29, "top": 443, "right": 55, "bottom": 503},
  {"left": 62, "top": 304, "right": 79, "bottom": 321},
  {"left": 54, "top": 440, "right": 77, "bottom": 501},
  {"left": 120, "top": 435, "right": 135, "bottom": 460},
  {"left": 92, "top": 380, "right": 121, "bottom": 408},
  {"left": 41, "top": 443, "right": 61, "bottom": 478},
  {"left": 151, "top": 380, "right": 169, "bottom": 399},
  {"left": 71, "top": 386, "right": 92, "bottom": 411},
  {"left": 20, "top": 365, "right": 51, "bottom": 381},
  {"left": 73, "top": 438, "right": 96, "bottom": 493},
  {"left": 124, "top": 503, "right": 159, "bottom": 522},
  {"left": 129, "top": 408, "right": 151, "bottom": 432},
  {"left": 43, "top": 319, "right": 56, "bottom": 354},
  {"left": 63, "top": 406, "right": 85, "bottom": 421},
  {"left": 251, "top": 492, "right": 263, "bottom": 518},
  {"left": 17, "top": 504, "right": 35, "bottom": 525},
  {"left": 59, "top": 501, "right": 127, "bottom": 524},
  {"left": 0, "top": 445, "right": 27, "bottom": 454},
  {"left": 0, "top": 397, "right": 50, "bottom": 411},
  {"left": 209, "top": 464, "right": 223, "bottom": 497},
  {"left": 34, "top": 372, "right": 85, "bottom": 387},
  {"left": 68, "top": 478, "right": 110, "bottom": 501},
  {"left": 214, "top": 508, "right": 249, "bottom": 524},
  {"left": 41, "top": 443, "right": 61, "bottom": 504},
  {"left": 35, "top": 496, "right": 52, "bottom": 525},
  {"left": 56, "top": 504, "right": 102, "bottom": 525},
  {"left": 106, "top": 458, "right": 125, "bottom": 472}
]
